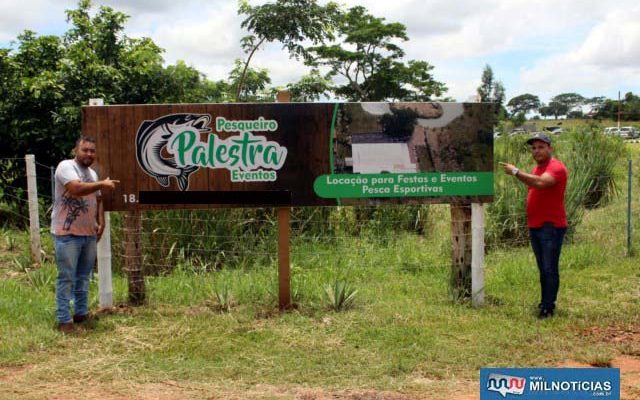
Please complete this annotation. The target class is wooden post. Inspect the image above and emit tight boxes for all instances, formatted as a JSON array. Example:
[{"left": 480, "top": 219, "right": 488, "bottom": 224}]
[
  {"left": 97, "top": 212, "right": 113, "bottom": 308},
  {"left": 25, "top": 154, "right": 42, "bottom": 265},
  {"left": 471, "top": 203, "right": 485, "bottom": 307},
  {"left": 124, "top": 210, "right": 145, "bottom": 305},
  {"left": 450, "top": 204, "right": 472, "bottom": 301},
  {"left": 276, "top": 89, "right": 292, "bottom": 310},
  {"left": 278, "top": 207, "right": 291, "bottom": 309}
]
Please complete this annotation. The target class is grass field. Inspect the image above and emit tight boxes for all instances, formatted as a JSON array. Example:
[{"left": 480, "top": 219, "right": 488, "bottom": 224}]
[{"left": 1, "top": 145, "right": 639, "bottom": 399}]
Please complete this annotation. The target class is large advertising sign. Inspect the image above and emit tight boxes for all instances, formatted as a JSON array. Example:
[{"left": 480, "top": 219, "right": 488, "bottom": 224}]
[{"left": 83, "top": 102, "right": 494, "bottom": 211}]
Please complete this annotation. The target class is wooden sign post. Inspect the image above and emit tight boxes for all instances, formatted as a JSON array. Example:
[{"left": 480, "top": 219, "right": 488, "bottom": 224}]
[
  {"left": 276, "top": 91, "right": 292, "bottom": 310},
  {"left": 277, "top": 207, "right": 291, "bottom": 309}
]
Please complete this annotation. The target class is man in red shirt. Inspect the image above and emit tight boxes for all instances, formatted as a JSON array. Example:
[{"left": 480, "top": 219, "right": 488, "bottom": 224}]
[{"left": 500, "top": 133, "right": 568, "bottom": 319}]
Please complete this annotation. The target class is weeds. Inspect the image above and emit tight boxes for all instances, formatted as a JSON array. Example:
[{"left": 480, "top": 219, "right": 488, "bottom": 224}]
[
  {"left": 12, "top": 257, "right": 55, "bottom": 291},
  {"left": 209, "top": 282, "right": 235, "bottom": 312},
  {"left": 324, "top": 280, "right": 358, "bottom": 311},
  {"left": 4, "top": 233, "right": 17, "bottom": 251}
]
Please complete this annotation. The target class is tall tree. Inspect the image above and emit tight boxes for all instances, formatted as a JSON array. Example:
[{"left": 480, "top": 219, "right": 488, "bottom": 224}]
[
  {"left": 236, "top": 0, "right": 339, "bottom": 101},
  {"left": 477, "top": 65, "right": 494, "bottom": 102},
  {"left": 550, "top": 92, "right": 585, "bottom": 115},
  {"left": 477, "top": 65, "right": 505, "bottom": 104},
  {"left": 476, "top": 65, "right": 505, "bottom": 120},
  {"left": 507, "top": 93, "right": 541, "bottom": 116},
  {"left": 305, "top": 6, "right": 446, "bottom": 101},
  {"left": 540, "top": 101, "right": 569, "bottom": 119}
]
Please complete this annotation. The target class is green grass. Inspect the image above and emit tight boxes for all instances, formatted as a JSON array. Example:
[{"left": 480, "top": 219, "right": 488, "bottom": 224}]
[{"left": 1, "top": 146, "right": 639, "bottom": 398}]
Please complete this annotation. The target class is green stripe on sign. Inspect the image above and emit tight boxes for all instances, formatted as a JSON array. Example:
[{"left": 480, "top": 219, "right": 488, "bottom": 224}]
[{"left": 313, "top": 172, "right": 494, "bottom": 198}]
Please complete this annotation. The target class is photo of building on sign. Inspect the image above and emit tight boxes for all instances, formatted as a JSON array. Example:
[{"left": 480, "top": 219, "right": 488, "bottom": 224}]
[{"left": 333, "top": 102, "right": 494, "bottom": 175}]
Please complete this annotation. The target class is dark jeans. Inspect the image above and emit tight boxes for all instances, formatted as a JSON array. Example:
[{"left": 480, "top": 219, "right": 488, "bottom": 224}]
[{"left": 529, "top": 223, "right": 567, "bottom": 311}]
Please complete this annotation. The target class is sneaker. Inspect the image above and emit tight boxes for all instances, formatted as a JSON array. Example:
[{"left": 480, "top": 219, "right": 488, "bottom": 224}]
[
  {"left": 538, "top": 308, "right": 554, "bottom": 320},
  {"left": 56, "top": 322, "right": 75, "bottom": 333}
]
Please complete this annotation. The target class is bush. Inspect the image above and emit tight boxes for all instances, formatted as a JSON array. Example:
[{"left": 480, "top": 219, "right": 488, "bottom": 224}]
[{"left": 488, "top": 127, "right": 625, "bottom": 246}]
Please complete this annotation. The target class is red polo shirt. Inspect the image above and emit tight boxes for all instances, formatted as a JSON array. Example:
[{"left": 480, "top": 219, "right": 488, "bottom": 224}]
[{"left": 526, "top": 158, "right": 568, "bottom": 228}]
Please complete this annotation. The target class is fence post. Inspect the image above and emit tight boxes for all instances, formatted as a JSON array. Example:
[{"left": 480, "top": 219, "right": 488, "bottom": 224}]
[
  {"left": 88, "top": 97, "right": 114, "bottom": 308},
  {"left": 628, "top": 159, "right": 633, "bottom": 257},
  {"left": 25, "top": 154, "right": 42, "bottom": 265},
  {"left": 124, "top": 210, "right": 145, "bottom": 305},
  {"left": 471, "top": 203, "right": 485, "bottom": 307},
  {"left": 450, "top": 204, "right": 472, "bottom": 300},
  {"left": 97, "top": 212, "right": 113, "bottom": 308}
]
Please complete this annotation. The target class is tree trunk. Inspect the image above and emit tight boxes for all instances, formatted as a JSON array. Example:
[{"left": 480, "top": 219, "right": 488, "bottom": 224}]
[{"left": 235, "top": 38, "right": 265, "bottom": 102}]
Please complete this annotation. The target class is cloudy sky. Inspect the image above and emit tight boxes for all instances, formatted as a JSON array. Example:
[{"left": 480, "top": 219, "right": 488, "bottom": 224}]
[{"left": 1, "top": 0, "right": 639, "bottom": 103}]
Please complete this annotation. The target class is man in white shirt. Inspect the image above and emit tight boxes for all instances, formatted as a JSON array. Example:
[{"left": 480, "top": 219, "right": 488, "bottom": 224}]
[{"left": 52, "top": 136, "right": 118, "bottom": 332}]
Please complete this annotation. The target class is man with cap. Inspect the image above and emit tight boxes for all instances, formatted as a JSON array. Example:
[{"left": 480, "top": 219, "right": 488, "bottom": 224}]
[{"left": 499, "top": 133, "right": 568, "bottom": 319}]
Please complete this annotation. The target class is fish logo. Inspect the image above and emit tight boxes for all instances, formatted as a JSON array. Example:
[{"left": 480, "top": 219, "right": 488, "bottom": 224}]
[{"left": 136, "top": 113, "right": 211, "bottom": 191}]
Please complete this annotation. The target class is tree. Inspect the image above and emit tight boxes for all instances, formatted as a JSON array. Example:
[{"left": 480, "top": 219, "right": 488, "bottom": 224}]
[
  {"left": 305, "top": 6, "right": 446, "bottom": 101},
  {"left": 540, "top": 101, "right": 569, "bottom": 119},
  {"left": 623, "top": 92, "right": 640, "bottom": 120},
  {"left": 286, "top": 69, "right": 333, "bottom": 102},
  {"left": 476, "top": 65, "right": 505, "bottom": 120},
  {"left": 227, "top": 58, "right": 272, "bottom": 102},
  {"left": 549, "top": 92, "right": 585, "bottom": 117},
  {"left": 236, "top": 0, "right": 339, "bottom": 101},
  {"left": 507, "top": 93, "right": 541, "bottom": 116},
  {"left": 478, "top": 65, "right": 500, "bottom": 102},
  {"left": 0, "top": 0, "right": 228, "bottom": 206}
]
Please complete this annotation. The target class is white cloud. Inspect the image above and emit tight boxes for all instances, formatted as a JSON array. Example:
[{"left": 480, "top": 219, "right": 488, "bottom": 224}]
[
  {"left": 519, "top": 5, "right": 640, "bottom": 100},
  {"left": 2, "top": 0, "right": 640, "bottom": 102},
  {"left": 572, "top": 6, "right": 640, "bottom": 68},
  {"left": 0, "top": 0, "right": 75, "bottom": 42}
]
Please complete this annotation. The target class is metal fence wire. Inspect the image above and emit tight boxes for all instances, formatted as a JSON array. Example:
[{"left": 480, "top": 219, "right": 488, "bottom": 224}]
[{"left": 1, "top": 155, "right": 639, "bottom": 307}]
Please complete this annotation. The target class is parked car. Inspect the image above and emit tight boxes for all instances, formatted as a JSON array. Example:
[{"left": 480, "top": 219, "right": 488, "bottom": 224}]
[
  {"left": 619, "top": 126, "right": 640, "bottom": 139},
  {"left": 603, "top": 127, "right": 620, "bottom": 136},
  {"left": 508, "top": 128, "right": 527, "bottom": 136},
  {"left": 543, "top": 126, "right": 563, "bottom": 135}
]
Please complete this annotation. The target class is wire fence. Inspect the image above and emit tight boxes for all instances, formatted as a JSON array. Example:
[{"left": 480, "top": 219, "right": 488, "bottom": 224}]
[
  {"left": 0, "top": 157, "right": 55, "bottom": 230},
  {"left": 1, "top": 155, "right": 638, "bottom": 307}
]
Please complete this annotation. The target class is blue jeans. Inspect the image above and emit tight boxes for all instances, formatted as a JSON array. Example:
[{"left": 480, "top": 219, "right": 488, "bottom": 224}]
[
  {"left": 529, "top": 223, "right": 566, "bottom": 311},
  {"left": 54, "top": 235, "right": 97, "bottom": 323}
]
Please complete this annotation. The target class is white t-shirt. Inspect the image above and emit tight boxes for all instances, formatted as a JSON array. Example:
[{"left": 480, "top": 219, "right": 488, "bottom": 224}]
[{"left": 51, "top": 159, "right": 100, "bottom": 236}]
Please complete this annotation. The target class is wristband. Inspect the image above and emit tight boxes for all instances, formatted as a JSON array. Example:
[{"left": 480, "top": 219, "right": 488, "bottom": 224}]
[{"left": 512, "top": 168, "right": 519, "bottom": 176}]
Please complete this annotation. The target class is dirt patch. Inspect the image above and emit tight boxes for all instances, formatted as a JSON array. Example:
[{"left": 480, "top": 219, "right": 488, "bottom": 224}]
[
  {"left": 563, "top": 323, "right": 640, "bottom": 399},
  {"left": 559, "top": 355, "right": 640, "bottom": 400},
  {"left": 0, "top": 364, "right": 34, "bottom": 383},
  {"left": 0, "top": 371, "right": 479, "bottom": 400},
  {"left": 582, "top": 324, "right": 640, "bottom": 345},
  {"left": 0, "top": 380, "right": 478, "bottom": 400}
]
